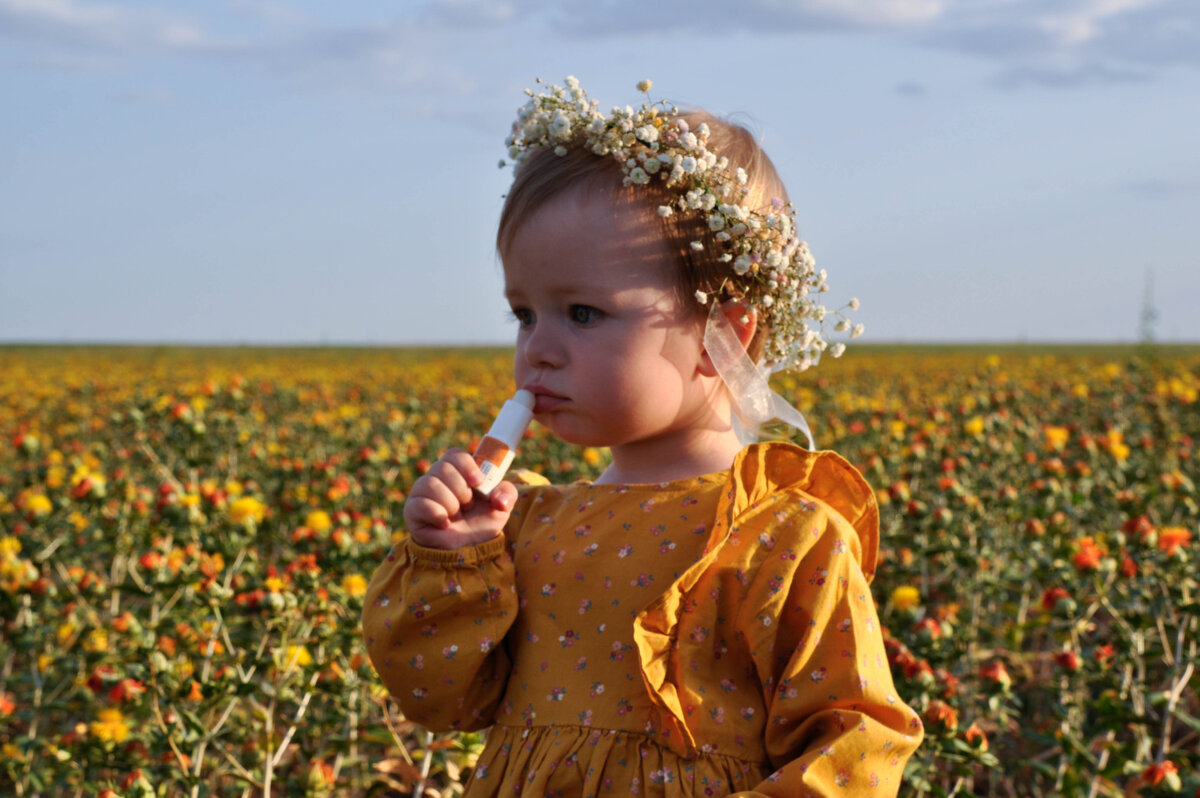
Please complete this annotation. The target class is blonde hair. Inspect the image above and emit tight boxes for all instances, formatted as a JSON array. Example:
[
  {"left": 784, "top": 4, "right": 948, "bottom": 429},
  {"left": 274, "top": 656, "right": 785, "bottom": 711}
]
[{"left": 496, "top": 110, "right": 789, "bottom": 362}]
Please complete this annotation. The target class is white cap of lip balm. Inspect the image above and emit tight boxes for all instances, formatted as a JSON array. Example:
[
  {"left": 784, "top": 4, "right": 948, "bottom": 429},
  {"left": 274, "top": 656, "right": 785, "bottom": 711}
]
[{"left": 486, "top": 389, "right": 535, "bottom": 448}]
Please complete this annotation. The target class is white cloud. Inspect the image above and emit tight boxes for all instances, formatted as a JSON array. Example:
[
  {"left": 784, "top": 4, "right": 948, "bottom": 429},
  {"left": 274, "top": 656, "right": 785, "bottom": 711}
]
[
  {"left": 3, "top": 0, "right": 1196, "bottom": 91},
  {"left": 0, "top": 0, "right": 218, "bottom": 50}
]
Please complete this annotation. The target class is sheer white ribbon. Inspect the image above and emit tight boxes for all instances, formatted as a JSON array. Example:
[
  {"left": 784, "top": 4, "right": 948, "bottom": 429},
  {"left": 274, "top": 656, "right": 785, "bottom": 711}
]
[{"left": 703, "top": 303, "right": 815, "bottom": 450}]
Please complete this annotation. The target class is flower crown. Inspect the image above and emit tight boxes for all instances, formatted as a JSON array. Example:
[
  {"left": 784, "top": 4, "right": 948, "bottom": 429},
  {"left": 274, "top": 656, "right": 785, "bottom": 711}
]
[{"left": 500, "top": 77, "right": 862, "bottom": 372}]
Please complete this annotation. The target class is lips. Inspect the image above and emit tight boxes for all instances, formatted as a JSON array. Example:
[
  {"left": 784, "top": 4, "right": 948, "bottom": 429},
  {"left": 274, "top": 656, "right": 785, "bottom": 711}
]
[{"left": 524, "top": 384, "right": 568, "bottom": 413}]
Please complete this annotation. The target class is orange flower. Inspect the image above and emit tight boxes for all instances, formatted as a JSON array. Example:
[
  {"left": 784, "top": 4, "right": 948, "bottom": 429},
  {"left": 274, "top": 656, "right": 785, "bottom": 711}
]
[
  {"left": 963, "top": 721, "right": 988, "bottom": 751},
  {"left": 980, "top": 661, "right": 1012, "bottom": 690},
  {"left": 0, "top": 692, "right": 14, "bottom": 716},
  {"left": 1157, "top": 526, "right": 1191, "bottom": 556},
  {"left": 1072, "top": 537, "right": 1104, "bottom": 571},
  {"left": 923, "top": 699, "right": 958, "bottom": 735}
]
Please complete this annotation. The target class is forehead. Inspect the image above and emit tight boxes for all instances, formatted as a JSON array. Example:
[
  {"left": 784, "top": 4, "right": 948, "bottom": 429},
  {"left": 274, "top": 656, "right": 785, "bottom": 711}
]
[{"left": 502, "top": 186, "right": 675, "bottom": 296}]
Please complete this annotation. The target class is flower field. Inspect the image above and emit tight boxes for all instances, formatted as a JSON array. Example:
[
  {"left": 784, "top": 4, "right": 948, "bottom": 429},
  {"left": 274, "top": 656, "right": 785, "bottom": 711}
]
[{"left": 1, "top": 344, "right": 1197, "bottom": 797}]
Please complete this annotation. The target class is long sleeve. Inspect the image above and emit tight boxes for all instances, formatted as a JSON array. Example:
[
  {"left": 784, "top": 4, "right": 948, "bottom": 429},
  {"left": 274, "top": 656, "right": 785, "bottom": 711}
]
[
  {"left": 733, "top": 491, "right": 922, "bottom": 796},
  {"left": 361, "top": 535, "right": 518, "bottom": 732}
]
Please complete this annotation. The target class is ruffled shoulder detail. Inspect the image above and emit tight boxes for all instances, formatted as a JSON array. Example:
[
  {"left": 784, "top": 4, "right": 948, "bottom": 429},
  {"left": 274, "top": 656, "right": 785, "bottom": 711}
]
[
  {"left": 722, "top": 441, "right": 879, "bottom": 580},
  {"left": 632, "top": 442, "right": 880, "bottom": 758},
  {"left": 509, "top": 468, "right": 550, "bottom": 487}
]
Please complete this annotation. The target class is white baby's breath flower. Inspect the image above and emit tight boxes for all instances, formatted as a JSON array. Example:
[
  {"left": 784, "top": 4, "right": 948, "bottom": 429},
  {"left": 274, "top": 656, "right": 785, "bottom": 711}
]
[
  {"left": 736, "top": 167, "right": 748, "bottom": 185},
  {"left": 657, "top": 205, "right": 673, "bottom": 217},
  {"left": 550, "top": 112, "right": 571, "bottom": 139},
  {"left": 850, "top": 323, "right": 865, "bottom": 339},
  {"left": 637, "top": 79, "right": 653, "bottom": 93},
  {"left": 733, "top": 255, "right": 752, "bottom": 275},
  {"left": 690, "top": 241, "right": 704, "bottom": 252},
  {"left": 636, "top": 125, "right": 659, "bottom": 144},
  {"left": 694, "top": 290, "right": 707, "bottom": 304},
  {"left": 848, "top": 297, "right": 860, "bottom": 310},
  {"left": 681, "top": 132, "right": 698, "bottom": 151},
  {"left": 681, "top": 156, "right": 697, "bottom": 174},
  {"left": 829, "top": 342, "right": 846, "bottom": 358},
  {"left": 707, "top": 215, "right": 725, "bottom": 231}
]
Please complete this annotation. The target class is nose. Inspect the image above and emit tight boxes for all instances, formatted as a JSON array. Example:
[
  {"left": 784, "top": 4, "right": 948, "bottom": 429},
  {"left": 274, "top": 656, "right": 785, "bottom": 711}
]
[{"left": 520, "top": 318, "right": 565, "bottom": 370}]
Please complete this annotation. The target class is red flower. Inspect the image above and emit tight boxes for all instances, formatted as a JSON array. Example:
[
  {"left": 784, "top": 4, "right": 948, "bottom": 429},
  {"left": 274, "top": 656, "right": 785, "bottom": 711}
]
[
  {"left": 1122, "top": 514, "right": 1155, "bottom": 537},
  {"left": 1041, "top": 587, "right": 1071, "bottom": 611},
  {"left": 1054, "top": 650, "right": 1081, "bottom": 672},
  {"left": 108, "top": 678, "right": 146, "bottom": 704},
  {"left": 914, "top": 618, "right": 942, "bottom": 639},
  {"left": 1141, "top": 760, "right": 1177, "bottom": 786}
]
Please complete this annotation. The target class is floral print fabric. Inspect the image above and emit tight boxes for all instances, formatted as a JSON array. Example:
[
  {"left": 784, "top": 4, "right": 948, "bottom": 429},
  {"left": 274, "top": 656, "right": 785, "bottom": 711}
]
[{"left": 363, "top": 443, "right": 922, "bottom": 796}]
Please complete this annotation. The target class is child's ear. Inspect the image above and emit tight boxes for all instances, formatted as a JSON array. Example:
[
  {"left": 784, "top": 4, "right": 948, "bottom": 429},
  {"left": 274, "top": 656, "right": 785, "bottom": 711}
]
[{"left": 699, "top": 300, "right": 757, "bottom": 378}]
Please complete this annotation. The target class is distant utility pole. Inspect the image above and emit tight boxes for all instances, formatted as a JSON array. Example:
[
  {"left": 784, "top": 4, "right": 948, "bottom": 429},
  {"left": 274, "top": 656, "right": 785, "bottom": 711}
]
[{"left": 1139, "top": 269, "right": 1158, "bottom": 343}]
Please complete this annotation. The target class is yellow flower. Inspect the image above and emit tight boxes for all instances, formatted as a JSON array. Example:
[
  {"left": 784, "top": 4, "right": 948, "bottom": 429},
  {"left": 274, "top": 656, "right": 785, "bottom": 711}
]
[
  {"left": 286, "top": 645, "right": 313, "bottom": 668},
  {"left": 83, "top": 628, "right": 108, "bottom": 653},
  {"left": 265, "top": 576, "right": 286, "bottom": 593},
  {"left": 89, "top": 708, "right": 130, "bottom": 743},
  {"left": 1043, "top": 426, "right": 1070, "bottom": 452},
  {"left": 306, "top": 510, "right": 333, "bottom": 533},
  {"left": 45, "top": 465, "right": 66, "bottom": 489},
  {"left": 229, "top": 497, "right": 265, "bottom": 525},
  {"left": 891, "top": 585, "right": 921, "bottom": 611},
  {"left": 1105, "top": 430, "right": 1130, "bottom": 462},
  {"left": 0, "top": 536, "right": 20, "bottom": 560},
  {"left": 582, "top": 448, "right": 604, "bottom": 467},
  {"left": 25, "top": 493, "right": 53, "bottom": 518},
  {"left": 57, "top": 620, "right": 78, "bottom": 645},
  {"left": 963, "top": 416, "right": 984, "bottom": 437},
  {"left": 342, "top": 574, "right": 367, "bottom": 598}
]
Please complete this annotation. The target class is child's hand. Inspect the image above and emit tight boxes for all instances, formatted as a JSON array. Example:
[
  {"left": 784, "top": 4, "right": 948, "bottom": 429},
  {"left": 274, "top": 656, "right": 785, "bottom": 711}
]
[{"left": 403, "top": 448, "right": 518, "bottom": 550}]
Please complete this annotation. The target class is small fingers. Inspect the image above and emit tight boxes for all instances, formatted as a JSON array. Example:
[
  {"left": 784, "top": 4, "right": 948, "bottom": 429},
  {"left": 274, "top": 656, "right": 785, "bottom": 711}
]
[
  {"left": 404, "top": 495, "right": 451, "bottom": 530},
  {"left": 440, "top": 448, "right": 484, "bottom": 489},
  {"left": 489, "top": 480, "right": 518, "bottom": 513}
]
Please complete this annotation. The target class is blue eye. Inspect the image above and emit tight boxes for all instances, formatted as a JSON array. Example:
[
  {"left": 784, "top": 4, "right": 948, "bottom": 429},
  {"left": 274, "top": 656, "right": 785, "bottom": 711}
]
[
  {"left": 569, "top": 305, "right": 602, "bottom": 325},
  {"left": 510, "top": 308, "right": 534, "bottom": 326}
]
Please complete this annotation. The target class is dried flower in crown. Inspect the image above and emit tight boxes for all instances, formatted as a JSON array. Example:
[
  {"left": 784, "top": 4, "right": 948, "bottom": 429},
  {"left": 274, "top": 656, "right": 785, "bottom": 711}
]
[{"left": 499, "top": 76, "right": 862, "bottom": 372}]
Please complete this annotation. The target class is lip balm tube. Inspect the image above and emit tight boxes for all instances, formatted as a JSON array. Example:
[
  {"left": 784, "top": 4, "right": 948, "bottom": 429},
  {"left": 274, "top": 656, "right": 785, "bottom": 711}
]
[{"left": 473, "top": 389, "right": 535, "bottom": 496}]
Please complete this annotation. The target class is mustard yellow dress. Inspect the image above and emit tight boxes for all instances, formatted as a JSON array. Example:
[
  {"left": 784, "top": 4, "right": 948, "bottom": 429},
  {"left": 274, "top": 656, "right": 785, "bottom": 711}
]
[{"left": 363, "top": 443, "right": 922, "bottom": 797}]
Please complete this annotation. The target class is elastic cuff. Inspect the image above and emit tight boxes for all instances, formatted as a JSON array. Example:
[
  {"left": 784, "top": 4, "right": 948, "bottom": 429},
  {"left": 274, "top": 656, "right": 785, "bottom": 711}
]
[{"left": 404, "top": 534, "right": 508, "bottom": 567}]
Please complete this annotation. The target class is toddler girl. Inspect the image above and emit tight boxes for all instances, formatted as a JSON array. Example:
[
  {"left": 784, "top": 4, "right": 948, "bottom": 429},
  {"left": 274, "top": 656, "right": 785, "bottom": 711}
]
[{"left": 363, "top": 77, "right": 922, "bottom": 797}]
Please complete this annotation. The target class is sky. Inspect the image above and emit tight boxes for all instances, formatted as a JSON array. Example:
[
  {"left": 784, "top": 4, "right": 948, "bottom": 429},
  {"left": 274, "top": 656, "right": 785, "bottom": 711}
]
[{"left": 1, "top": 0, "right": 1198, "bottom": 345}]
